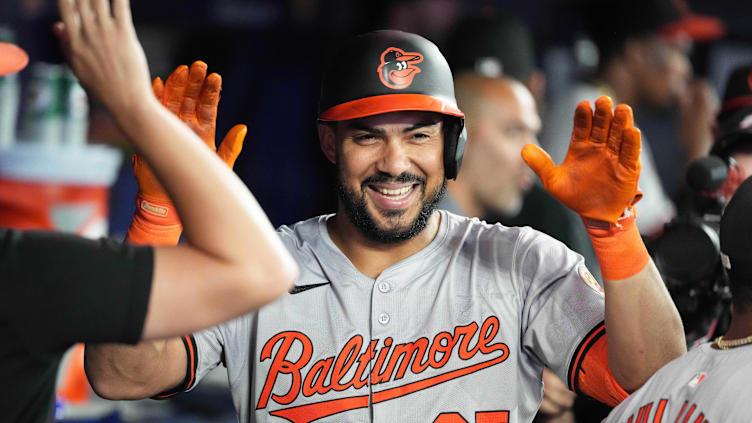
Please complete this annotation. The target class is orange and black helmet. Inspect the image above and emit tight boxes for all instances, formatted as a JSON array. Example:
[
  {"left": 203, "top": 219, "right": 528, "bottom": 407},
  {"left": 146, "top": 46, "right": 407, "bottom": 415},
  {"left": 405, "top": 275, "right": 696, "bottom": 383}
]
[{"left": 318, "top": 30, "right": 466, "bottom": 180}]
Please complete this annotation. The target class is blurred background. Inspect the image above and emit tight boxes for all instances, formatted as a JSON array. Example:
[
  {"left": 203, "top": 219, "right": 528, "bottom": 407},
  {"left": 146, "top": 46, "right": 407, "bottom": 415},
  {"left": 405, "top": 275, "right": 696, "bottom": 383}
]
[
  {"left": 2, "top": 0, "right": 752, "bottom": 422},
  {"left": 3, "top": 0, "right": 750, "bottom": 235}
]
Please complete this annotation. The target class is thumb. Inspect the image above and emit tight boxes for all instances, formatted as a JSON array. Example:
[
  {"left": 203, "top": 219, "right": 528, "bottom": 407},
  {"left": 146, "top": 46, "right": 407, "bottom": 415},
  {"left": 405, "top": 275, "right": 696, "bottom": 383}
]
[
  {"left": 152, "top": 77, "right": 164, "bottom": 101},
  {"left": 217, "top": 124, "right": 247, "bottom": 169},
  {"left": 521, "top": 144, "right": 555, "bottom": 182}
]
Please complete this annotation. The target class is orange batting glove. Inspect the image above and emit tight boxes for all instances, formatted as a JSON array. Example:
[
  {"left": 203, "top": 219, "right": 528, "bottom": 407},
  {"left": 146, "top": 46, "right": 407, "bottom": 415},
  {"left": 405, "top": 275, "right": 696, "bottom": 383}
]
[
  {"left": 522, "top": 96, "right": 648, "bottom": 280},
  {"left": 522, "top": 96, "right": 641, "bottom": 223},
  {"left": 128, "top": 60, "right": 247, "bottom": 245}
]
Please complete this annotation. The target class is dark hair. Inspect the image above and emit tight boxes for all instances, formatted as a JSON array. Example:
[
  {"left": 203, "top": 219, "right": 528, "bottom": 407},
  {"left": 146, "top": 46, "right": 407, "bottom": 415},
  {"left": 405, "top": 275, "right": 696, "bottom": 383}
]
[
  {"left": 444, "top": 14, "right": 535, "bottom": 82},
  {"left": 578, "top": 0, "right": 682, "bottom": 71}
]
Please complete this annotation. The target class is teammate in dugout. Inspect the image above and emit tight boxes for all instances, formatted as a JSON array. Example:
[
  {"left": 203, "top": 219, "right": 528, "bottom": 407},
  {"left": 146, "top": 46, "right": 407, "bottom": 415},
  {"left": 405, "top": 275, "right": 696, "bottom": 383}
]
[
  {"left": 84, "top": 24, "right": 686, "bottom": 423},
  {"left": 603, "top": 176, "right": 752, "bottom": 423},
  {"left": 1, "top": 0, "right": 298, "bottom": 421}
]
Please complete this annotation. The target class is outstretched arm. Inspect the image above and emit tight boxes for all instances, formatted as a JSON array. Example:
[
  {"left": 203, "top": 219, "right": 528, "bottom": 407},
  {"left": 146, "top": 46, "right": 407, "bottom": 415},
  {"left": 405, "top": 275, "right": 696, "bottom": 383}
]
[
  {"left": 522, "top": 96, "right": 685, "bottom": 392},
  {"left": 55, "top": 0, "right": 297, "bottom": 341},
  {"left": 55, "top": 0, "right": 298, "bottom": 400}
]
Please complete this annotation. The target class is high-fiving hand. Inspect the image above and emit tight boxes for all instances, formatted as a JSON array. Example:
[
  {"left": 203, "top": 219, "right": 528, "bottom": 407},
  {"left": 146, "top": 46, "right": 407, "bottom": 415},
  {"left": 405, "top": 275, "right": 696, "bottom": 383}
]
[
  {"left": 134, "top": 61, "right": 247, "bottom": 202},
  {"left": 54, "top": 0, "right": 152, "bottom": 122},
  {"left": 54, "top": 1, "right": 246, "bottom": 204},
  {"left": 522, "top": 96, "right": 642, "bottom": 224},
  {"left": 151, "top": 61, "right": 246, "bottom": 167}
]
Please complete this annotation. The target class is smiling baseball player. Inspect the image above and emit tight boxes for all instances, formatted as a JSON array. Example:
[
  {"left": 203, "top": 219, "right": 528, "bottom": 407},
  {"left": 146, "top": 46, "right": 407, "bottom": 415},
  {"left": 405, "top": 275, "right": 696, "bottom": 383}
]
[{"left": 85, "top": 28, "right": 685, "bottom": 422}]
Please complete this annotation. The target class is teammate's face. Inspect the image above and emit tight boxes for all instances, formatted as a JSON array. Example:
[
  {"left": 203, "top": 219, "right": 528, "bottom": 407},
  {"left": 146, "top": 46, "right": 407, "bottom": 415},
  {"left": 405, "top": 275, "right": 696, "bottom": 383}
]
[
  {"left": 462, "top": 81, "right": 539, "bottom": 216},
  {"left": 327, "top": 111, "right": 446, "bottom": 243},
  {"left": 633, "top": 35, "right": 692, "bottom": 107}
]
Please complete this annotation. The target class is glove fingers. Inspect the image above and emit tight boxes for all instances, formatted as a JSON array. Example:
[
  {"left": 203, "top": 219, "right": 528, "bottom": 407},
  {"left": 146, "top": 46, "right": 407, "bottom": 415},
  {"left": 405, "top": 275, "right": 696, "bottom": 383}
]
[
  {"left": 180, "top": 60, "right": 208, "bottom": 121},
  {"left": 151, "top": 76, "right": 164, "bottom": 101},
  {"left": 619, "top": 127, "right": 642, "bottom": 171},
  {"left": 198, "top": 72, "right": 221, "bottom": 127},
  {"left": 521, "top": 144, "right": 555, "bottom": 183},
  {"left": 218, "top": 124, "right": 247, "bottom": 169},
  {"left": 590, "top": 96, "right": 613, "bottom": 144},
  {"left": 163, "top": 65, "right": 189, "bottom": 115},
  {"left": 572, "top": 100, "right": 593, "bottom": 142},
  {"left": 607, "top": 104, "right": 634, "bottom": 154}
]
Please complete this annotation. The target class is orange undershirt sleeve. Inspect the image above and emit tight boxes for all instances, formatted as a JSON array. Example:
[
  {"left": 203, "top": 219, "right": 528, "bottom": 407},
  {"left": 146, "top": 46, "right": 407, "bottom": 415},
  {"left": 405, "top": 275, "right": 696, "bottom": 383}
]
[{"left": 567, "top": 322, "right": 629, "bottom": 407}]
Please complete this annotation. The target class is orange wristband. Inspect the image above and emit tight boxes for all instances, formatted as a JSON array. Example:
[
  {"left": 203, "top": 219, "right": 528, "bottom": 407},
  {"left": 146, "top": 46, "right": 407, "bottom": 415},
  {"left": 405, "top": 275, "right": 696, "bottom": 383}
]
[
  {"left": 583, "top": 207, "right": 650, "bottom": 280},
  {"left": 126, "top": 195, "right": 183, "bottom": 246}
]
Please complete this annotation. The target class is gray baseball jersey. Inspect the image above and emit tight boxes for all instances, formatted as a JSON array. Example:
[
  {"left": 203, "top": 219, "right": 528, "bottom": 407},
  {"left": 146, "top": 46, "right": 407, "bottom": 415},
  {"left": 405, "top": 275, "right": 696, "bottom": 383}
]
[
  {"left": 603, "top": 342, "right": 752, "bottom": 423},
  {"left": 166, "top": 211, "right": 611, "bottom": 422}
]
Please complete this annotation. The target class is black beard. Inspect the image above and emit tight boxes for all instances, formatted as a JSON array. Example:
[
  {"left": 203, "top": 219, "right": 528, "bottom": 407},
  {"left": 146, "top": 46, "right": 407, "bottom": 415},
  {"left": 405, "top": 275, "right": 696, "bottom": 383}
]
[{"left": 337, "top": 172, "right": 447, "bottom": 244}]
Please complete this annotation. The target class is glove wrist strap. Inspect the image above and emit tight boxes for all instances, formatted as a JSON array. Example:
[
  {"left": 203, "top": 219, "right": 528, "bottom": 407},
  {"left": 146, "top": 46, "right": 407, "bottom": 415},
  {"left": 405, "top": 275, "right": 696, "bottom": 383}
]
[
  {"left": 126, "top": 195, "right": 183, "bottom": 246},
  {"left": 583, "top": 206, "right": 650, "bottom": 280}
]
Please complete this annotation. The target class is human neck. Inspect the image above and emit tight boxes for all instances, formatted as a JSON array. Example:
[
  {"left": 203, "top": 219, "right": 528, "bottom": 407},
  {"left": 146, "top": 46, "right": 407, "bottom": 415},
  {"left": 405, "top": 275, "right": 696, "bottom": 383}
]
[
  {"left": 446, "top": 178, "right": 483, "bottom": 218},
  {"left": 327, "top": 208, "right": 441, "bottom": 279},
  {"left": 722, "top": 308, "right": 752, "bottom": 342}
]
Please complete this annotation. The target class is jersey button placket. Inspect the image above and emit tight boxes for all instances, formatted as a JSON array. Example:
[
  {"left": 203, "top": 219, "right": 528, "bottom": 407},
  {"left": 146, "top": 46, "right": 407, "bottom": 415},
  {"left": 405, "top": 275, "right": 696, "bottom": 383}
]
[
  {"left": 370, "top": 277, "right": 397, "bottom": 415},
  {"left": 376, "top": 281, "right": 391, "bottom": 325}
]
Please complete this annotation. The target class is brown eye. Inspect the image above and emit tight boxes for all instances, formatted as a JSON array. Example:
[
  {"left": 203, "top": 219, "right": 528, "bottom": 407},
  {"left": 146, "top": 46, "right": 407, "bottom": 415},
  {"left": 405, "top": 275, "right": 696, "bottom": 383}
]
[{"left": 354, "top": 134, "right": 376, "bottom": 143}]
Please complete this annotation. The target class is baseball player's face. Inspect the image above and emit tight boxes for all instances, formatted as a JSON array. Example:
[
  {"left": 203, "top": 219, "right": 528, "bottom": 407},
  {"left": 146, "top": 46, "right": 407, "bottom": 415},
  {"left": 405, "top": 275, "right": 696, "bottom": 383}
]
[
  {"left": 329, "top": 111, "right": 447, "bottom": 243},
  {"left": 462, "top": 80, "right": 539, "bottom": 216}
]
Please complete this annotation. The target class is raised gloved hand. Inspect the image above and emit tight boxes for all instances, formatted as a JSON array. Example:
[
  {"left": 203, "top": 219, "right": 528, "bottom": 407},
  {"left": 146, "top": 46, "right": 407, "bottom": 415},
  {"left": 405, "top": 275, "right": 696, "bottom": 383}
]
[
  {"left": 521, "top": 96, "right": 641, "bottom": 224},
  {"left": 128, "top": 61, "right": 246, "bottom": 245},
  {"left": 134, "top": 60, "right": 246, "bottom": 202},
  {"left": 522, "top": 96, "right": 649, "bottom": 280}
]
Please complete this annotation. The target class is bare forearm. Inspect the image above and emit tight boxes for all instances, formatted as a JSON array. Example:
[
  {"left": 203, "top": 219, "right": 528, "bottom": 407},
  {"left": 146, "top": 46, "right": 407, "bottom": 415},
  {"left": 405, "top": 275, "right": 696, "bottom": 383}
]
[
  {"left": 521, "top": 96, "right": 685, "bottom": 392},
  {"left": 603, "top": 260, "right": 685, "bottom": 391},
  {"left": 145, "top": 245, "right": 295, "bottom": 338},
  {"left": 116, "top": 101, "right": 296, "bottom": 280},
  {"left": 84, "top": 338, "right": 184, "bottom": 400},
  {"left": 57, "top": 0, "right": 297, "bottom": 306},
  {"left": 115, "top": 101, "right": 297, "bottom": 339}
]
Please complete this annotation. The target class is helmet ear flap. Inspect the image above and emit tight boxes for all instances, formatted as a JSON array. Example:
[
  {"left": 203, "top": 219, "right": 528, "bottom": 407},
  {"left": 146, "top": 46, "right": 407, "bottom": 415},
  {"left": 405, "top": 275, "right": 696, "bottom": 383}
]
[{"left": 443, "top": 117, "right": 466, "bottom": 180}]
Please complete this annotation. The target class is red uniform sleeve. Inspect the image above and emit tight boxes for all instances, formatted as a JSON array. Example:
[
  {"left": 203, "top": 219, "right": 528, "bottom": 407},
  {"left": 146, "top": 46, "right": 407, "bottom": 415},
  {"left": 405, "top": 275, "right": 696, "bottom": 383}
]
[{"left": 567, "top": 322, "right": 628, "bottom": 407}]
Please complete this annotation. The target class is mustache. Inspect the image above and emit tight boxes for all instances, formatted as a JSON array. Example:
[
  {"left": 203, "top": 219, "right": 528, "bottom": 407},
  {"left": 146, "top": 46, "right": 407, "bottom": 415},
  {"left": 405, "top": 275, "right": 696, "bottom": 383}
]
[{"left": 362, "top": 172, "right": 426, "bottom": 187}]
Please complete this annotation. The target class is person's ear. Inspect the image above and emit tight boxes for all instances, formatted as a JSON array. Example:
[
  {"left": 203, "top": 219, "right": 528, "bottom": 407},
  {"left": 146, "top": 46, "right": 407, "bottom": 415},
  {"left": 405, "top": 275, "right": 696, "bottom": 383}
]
[{"left": 318, "top": 122, "right": 337, "bottom": 164}]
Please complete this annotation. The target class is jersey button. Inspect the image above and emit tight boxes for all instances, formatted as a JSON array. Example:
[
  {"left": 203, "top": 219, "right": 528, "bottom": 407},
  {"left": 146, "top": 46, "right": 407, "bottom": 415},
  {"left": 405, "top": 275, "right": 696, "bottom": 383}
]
[
  {"left": 378, "top": 313, "right": 390, "bottom": 325},
  {"left": 378, "top": 281, "right": 391, "bottom": 293}
]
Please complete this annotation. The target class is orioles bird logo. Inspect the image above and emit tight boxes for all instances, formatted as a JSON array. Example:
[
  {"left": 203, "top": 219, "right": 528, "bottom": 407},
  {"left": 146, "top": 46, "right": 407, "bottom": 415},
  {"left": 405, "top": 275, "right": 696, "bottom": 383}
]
[{"left": 377, "top": 47, "right": 424, "bottom": 89}]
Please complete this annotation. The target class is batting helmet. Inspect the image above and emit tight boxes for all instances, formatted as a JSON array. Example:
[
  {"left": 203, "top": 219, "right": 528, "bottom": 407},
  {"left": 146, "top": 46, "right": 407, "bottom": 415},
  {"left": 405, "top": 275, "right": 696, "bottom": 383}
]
[{"left": 318, "top": 30, "right": 466, "bottom": 180}]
